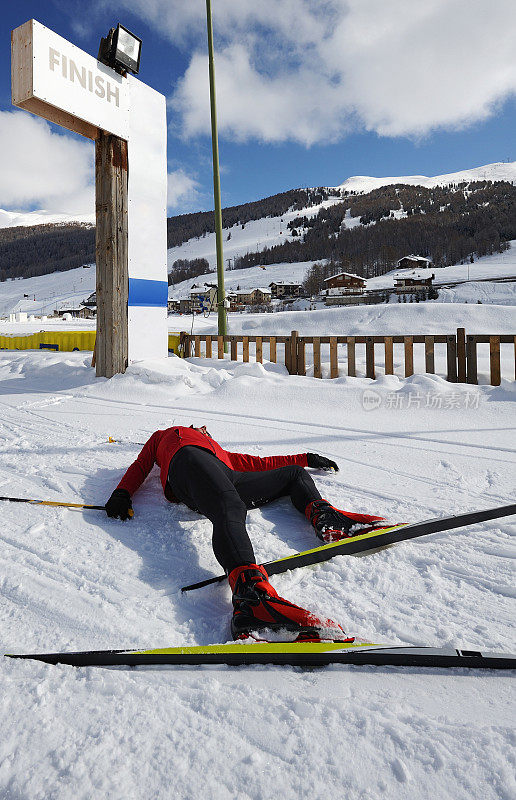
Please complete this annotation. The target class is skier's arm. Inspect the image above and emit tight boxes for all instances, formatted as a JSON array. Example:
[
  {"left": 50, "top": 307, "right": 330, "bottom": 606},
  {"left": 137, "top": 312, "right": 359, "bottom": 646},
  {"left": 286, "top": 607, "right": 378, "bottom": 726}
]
[
  {"left": 225, "top": 451, "right": 308, "bottom": 472},
  {"left": 115, "top": 431, "right": 160, "bottom": 495},
  {"left": 225, "top": 450, "right": 339, "bottom": 472}
]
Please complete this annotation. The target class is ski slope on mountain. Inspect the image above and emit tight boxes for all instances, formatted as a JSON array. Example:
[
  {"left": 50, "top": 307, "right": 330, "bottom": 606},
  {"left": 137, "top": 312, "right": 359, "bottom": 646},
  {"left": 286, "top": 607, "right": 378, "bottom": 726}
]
[{"left": 0, "top": 349, "right": 514, "bottom": 799}]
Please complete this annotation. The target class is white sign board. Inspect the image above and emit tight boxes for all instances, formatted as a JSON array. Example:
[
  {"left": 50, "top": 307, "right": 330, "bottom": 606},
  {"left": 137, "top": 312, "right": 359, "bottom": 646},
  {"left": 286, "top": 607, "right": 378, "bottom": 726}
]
[{"left": 12, "top": 19, "right": 168, "bottom": 364}]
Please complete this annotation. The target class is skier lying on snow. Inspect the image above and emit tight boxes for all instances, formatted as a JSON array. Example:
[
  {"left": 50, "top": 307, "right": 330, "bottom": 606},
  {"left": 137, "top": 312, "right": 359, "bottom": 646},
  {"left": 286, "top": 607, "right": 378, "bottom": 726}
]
[{"left": 105, "top": 425, "right": 385, "bottom": 641}]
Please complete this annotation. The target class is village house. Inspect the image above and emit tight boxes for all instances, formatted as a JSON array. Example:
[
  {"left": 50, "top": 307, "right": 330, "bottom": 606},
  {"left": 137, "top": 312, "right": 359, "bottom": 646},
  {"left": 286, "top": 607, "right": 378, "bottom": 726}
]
[
  {"left": 323, "top": 272, "right": 366, "bottom": 294},
  {"left": 396, "top": 255, "right": 432, "bottom": 270},
  {"left": 269, "top": 281, "right": 302, "bottom": 299},
  {"left": 394, "top": 271, "right": 435, "bottom": 294},
  {"left": 234, "top": 288, "right": 272, "bottom": 306},
  {"left": 190, "top": 285, "right": 218, "bottom": 313},
  {"left": 55, "top": 306, "right": 95, "bottom": 319},
  {"left": 167, "top": 299, "right": 180, "bottom": 313}
]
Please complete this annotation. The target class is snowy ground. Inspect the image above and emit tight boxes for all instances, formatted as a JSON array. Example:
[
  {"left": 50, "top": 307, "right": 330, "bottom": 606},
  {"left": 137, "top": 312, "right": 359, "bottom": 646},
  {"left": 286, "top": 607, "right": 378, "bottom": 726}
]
[{"left": 0, "top": 348, "right": 514, "bottom": 799}]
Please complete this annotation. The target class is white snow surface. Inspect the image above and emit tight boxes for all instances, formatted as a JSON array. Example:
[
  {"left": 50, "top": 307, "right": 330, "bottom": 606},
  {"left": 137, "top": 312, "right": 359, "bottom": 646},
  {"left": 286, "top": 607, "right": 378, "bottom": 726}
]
[
  {"left": 336, "top": 160, "right": 516, "bottom": 193},
  {"left": 0, "top": 348, "right": 514, "bottom": 799},
  {"left": 0, "top": 209, "right": 94, "bottom": 229}
]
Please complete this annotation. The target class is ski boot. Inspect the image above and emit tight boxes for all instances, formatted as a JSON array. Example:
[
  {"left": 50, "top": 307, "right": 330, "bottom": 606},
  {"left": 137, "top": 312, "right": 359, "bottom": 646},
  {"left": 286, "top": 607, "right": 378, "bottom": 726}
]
[
  {"left": 306, "top": 499, "right": 388, "bottom": 543},
  {"left": 228, "top": 563, "right": 350, "bottom": 642}
]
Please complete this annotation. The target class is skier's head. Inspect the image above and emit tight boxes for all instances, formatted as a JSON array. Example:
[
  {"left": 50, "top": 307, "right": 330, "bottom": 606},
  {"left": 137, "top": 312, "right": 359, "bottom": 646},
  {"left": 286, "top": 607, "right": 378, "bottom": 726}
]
[{"left": 190, "top": 424, "right": 212, "bottom": 438}]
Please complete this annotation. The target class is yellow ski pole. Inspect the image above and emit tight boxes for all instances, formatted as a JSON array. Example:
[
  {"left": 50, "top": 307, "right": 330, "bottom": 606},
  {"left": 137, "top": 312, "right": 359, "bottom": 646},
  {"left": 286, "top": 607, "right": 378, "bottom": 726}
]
[{"left": 0, "top": 496, "right": 134, "bottom": 517}]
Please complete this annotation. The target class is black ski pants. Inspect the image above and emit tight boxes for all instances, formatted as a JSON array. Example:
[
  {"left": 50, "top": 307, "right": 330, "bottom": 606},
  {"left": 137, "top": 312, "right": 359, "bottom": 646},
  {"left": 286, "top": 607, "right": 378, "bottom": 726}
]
[{"left": 167, "top": 446, "right": 321, "bottom": 573}]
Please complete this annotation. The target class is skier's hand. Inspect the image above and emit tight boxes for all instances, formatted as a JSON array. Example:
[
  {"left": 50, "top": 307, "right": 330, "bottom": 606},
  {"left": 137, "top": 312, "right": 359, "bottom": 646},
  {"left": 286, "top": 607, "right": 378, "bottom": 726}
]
[
  {"left": 306, "top": 453, "right": 339, "bottom": 472},
  {"left": 105, "top": 488, "right": 133, "bottom": 520}
]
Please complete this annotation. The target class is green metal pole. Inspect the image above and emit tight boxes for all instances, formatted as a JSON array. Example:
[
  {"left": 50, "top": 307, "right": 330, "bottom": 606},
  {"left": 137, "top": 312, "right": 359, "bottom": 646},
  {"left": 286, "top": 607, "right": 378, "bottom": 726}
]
[{"left": 206, "top": 0, "right": 227, "bottom": 344}]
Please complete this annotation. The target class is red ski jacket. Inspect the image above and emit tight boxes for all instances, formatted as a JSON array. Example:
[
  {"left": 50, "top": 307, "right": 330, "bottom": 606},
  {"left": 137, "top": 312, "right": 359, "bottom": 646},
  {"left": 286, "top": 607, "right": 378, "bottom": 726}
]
[{"left": 117, "top": 426, "right": 308, "bottom": 500}]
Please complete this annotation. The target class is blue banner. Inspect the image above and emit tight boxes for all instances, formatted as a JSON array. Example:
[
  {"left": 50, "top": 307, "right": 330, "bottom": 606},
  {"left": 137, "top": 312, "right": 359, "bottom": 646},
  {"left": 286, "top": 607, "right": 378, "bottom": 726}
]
[{"left": 128, "top": 278, "right": 168, "bottom": 308}]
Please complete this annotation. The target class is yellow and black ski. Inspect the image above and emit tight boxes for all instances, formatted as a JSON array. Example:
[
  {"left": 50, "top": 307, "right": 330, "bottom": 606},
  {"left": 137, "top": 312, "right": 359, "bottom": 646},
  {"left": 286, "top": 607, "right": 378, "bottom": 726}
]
[
  {"left": 5, "top": 641, "right": 516, "bottom": 669},
  {"left": 181, "top": 503, "right": 516, "bottom": 592}
]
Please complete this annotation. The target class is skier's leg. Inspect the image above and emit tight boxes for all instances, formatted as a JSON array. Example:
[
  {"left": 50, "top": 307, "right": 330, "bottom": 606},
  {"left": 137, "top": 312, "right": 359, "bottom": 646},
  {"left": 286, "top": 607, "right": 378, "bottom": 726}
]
[
  {"left": 167, "top": 446, "right": 255, "bottom": 571},
  {"left": 232, "top": 464, "right": 321, "bottom": 514}
]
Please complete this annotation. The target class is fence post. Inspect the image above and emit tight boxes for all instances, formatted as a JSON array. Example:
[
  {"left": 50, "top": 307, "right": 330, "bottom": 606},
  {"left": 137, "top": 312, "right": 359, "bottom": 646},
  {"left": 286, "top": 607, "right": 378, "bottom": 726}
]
[
  {"left": 290, "top": 330, "right": 299, "bottom": 375},
  {"left": 330, "top": 337, "right": 338, "bottom": 378},
  {"left": 347, "top": 337, "right": 356, "bottom": 377},
  {"left": 466, "top": 335, "right": 478, "bottom": 384},
  {"left": 457, "top": 328, "right": 466, "bottom": 383},
  {"left": 384, "top": 337, "right": 393, "bottom": 375},
  {"left": 256, "top": 336, "right": 263, "bottom": 364},
  {"left": 404, "top": 337, "right": 414, "bottom": 377},
  {"left": 230, "top": 336, "right": 237, "bottom": 361},
  {"left": 424, "top": 335, "right": 435, "bottom": 374},
  {"left": 365, "top": 337, "right": 375, "bottom": 379},
  {"left": 313, "top": 336, "right": 321, "bottom": 378},
  {"left": 490, "top": 336, "right": 501, "bottom": 386},
  {"left": 446, "top": 335, "right": 457, "bottom": 382},
  {"left": 297, "top": 339, "right": 306, "bottom": 376}
]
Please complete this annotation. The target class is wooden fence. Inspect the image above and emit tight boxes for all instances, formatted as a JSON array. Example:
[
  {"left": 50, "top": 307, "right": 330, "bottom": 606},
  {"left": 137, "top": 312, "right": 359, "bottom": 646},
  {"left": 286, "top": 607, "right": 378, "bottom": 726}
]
[{"left": 179, "top": 328, "right": 516, "bottom": 386}]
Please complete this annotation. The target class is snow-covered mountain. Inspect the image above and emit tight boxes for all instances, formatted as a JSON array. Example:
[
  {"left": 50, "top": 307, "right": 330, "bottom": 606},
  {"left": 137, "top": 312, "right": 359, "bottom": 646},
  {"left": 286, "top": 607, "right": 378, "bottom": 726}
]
[
  {"left": 336, "top": 160, "right": 516, "bottom": 194},
  {"left": 0, "top": 208, "right": 94, "bottom": 230},
  {"left": 1, "top": 161, "right": 514, "bottom": 231}
]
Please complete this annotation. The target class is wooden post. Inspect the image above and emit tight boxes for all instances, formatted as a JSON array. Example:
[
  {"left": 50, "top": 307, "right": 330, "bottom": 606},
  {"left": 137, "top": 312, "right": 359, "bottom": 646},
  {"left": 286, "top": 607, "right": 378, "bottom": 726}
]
[
  {"left": 256, "top": 337, "right": 263, "bottom": 363},
  {"left": 269, "top": 337, "right": 277, "bottom": 363},
  {"left": 230, "top": 336, "right": 237, "bottom": 361},
  {"left": 205, "top": 336, "right": 212, "bottom": 359},
  {"left": 457, "top": 327, "right": 466, "bottom": 383},
  {"left": 384, "top": 337, "right": 394, "bottom": 375},
  {"left": 194, "top": 335, "right": 201, "bottom": 357},
  {"left": 243, "top": 337, "right": 249, "bottom": 362},
  {"left": 514, "top": 335, "right": 516, "bottom": 382},
  {"left": 217, "top": 335, "right": 224, "bottom": 358},
  {"left": 290, "top": 330, "right": 299, "bottom": 375},
  {"left": 466, "top": 335, "right": 478, "bottom": 384},
  {"left": 424, "top": 336, "right": 435, "bottom": 374},
  {"left": 365, "top": 337, "right": 375, "bottom": 379},
  {"left": 330, "top": 337, "right": 338, "bottom": 378},
  {"left": 297, "top": 339, "right": 306, "bottom": 376},
  {"left": 347, "top": 337, "right": 356, "bottom": 377},
  {"left": 490, "top": 336, "right": 501, "bottom": 386},
  {"left": 95, "top": 132, "right": 128, "bottom": 378},
  {"left": 446, "top": 335, "right": 457, "bottom": 382},
  {"left": 404, "top": 336, "right": 414, "bottom": 377},
  {"left": 313, "top": 337, "right": 322, "bottom": 378}
]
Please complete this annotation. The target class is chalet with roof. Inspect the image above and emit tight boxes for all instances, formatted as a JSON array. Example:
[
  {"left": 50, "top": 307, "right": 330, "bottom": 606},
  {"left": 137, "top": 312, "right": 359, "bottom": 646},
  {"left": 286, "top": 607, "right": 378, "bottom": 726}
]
[
  {"left": 234, "top": 288, "right": 272, "bottom": 305},
  {"left": 394, "top": 271, "right": 435, "bottom": 294},
  {"left": 323, "top": 272, "right": 366, "bottom": 294},
  {"left": 396, "top": 255, "right": 432, "bottom": 270},
  {"left": 268, "top": 281, "right": 302, "bottom": 299}
]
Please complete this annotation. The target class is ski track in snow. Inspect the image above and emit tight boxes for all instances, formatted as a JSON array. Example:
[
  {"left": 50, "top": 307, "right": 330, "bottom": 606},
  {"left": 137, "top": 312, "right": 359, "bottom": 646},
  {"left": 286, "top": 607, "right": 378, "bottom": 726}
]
[{"left": 0, "top": 350, "right": 514, "bottom": 800}]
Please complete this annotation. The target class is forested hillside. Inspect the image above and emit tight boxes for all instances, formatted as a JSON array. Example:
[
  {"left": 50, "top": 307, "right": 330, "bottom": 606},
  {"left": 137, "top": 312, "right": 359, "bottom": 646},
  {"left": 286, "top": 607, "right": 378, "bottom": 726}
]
[
  {"left": 0, "top": 223, "right": 94, "bottom": 282},
  {"left": 1, "top": 180, "right": 514, "bottom": 282},
  {"left": 236, "top": 181, "right": 516, "bottom": 275}
]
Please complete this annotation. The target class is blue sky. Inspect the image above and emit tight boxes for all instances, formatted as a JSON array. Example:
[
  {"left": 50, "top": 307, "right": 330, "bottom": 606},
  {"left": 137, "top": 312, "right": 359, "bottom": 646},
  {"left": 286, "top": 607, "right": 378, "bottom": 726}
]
[{"left": 1, "top": 0, "right": 515, "bottom": 216}]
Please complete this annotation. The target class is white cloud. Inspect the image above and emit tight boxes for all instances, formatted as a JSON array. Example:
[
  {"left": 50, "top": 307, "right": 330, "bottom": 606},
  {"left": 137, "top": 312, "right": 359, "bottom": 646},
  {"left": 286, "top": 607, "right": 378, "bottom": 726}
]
[
  {"left": 167, "top": 168, "right": 201, "bottom": 210},
  {"left": 119, "top": 0, "right": 516, "bottom": 144},
  {"left": 0, "top": 111, "right": 94, "bottom": 214}
]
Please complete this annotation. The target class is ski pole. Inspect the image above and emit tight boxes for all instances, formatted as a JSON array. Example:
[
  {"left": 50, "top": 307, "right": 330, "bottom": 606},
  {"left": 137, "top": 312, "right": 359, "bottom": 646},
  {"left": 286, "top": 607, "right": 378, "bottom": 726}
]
[{"left": 0, "top": 496, "right": 134, "bottom": 517}]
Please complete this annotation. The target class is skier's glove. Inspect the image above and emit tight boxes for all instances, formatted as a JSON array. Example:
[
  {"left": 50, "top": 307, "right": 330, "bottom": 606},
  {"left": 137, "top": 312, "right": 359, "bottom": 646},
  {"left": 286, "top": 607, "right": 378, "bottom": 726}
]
[
  {"left": 105, "top": 488, "right": 133, "bottom": 520},
  {"left": 306, "top": 453, "right": 339, "bottom": 472}
]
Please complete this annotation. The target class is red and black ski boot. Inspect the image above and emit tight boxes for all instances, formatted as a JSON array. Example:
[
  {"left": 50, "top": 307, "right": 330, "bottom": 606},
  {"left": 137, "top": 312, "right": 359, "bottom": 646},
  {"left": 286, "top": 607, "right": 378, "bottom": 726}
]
[
  {"left": 228, "top": 563, "right": 350, "bottom": 642},
  {"left": 306, "top": 499, "right": 388, "bottom": 543}
]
